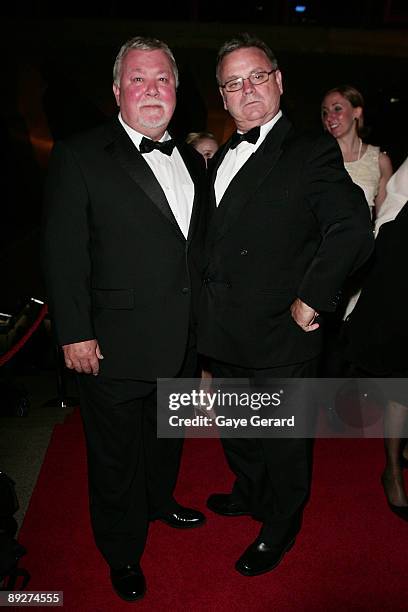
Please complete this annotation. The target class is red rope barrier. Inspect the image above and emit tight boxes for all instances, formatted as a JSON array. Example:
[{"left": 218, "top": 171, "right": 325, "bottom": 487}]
[{"left": 0, "top": 304, "right": 48, "bottom": 367}]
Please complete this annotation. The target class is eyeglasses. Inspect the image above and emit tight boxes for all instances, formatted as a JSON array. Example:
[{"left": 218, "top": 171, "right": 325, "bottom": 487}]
[{"left": 221, "top": 69, "right": 277, "bottom": 93}]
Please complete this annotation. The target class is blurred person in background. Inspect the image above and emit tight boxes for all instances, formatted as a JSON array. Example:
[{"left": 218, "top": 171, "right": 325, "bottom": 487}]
[
  {"left": 321, "top": 85, "right": 392, "bottom": 222},
  {"left": 186, "top": 131, "right": 219, "bottom": 381},
  {"left": 186, "top": 131, "right": 219, "bottom": 165},
  {"left": 345, "top": 196, "right": 408, "bottom": 521},
  {"left": 375, "top": 156, "right": 408, "bottom": 235},
  {"left": 320, "top": 85, "right": 393, "bottom": 367}
]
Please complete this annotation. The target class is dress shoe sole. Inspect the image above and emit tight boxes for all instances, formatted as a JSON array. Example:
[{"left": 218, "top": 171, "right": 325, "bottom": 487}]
[
  {"left": 206, "top": 502, "right": 251, "bottom": 517},
  {"left": 235, "top": 538, "right": 296, "bottom": 577},
  {"left": 387, "top": 502, "right": 408, "bottom": 521},
  {"left": 112, "top": 587, "right": 145, "bottom": 602},
  {"left": 207, "top": 508, "right": 251, "bottom": 517},
  {"left": 157, "top": 517, "right": 206, "bottom": 529}
]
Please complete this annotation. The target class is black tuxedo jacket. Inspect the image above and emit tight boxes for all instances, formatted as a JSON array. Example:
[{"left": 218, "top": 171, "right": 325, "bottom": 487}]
[
  {"left": 198, "top": 115, "right": 374, "bottom": 368},
  {"left": 42, "top": 118, "right": 208, "bottom": 380}
]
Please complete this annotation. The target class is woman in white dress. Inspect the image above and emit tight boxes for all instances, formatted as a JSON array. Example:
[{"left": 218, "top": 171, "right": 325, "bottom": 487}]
[
  {"left": 321, "top": 85, "right": 393, "bottom": 220},
  {"left": 321, "top": 85, "right": 393, "bottom": 319}
]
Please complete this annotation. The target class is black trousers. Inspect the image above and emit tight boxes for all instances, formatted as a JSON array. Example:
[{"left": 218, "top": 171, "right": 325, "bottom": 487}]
[
  {"left": 210, "top": 357, "right": 318, "bottom": 545},
  {"left": 77, "top": 345, "right": 197, "bottom": 568}
]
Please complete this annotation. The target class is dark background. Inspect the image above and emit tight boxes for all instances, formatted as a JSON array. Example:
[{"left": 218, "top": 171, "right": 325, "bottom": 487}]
[{"left": 1, "top": 1, "right": 407, "bottom": 311}]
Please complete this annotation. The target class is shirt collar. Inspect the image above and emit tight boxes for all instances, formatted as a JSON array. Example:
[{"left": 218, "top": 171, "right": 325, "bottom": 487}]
[
  {"left": 257, "top": 110, "right": 283, "bottom": 142},
  {"left": 118, "top": 113, "right": 171, "bottom": 149},
  {"left": 232, "top": 110, "right": 282, "bottom": 154}
]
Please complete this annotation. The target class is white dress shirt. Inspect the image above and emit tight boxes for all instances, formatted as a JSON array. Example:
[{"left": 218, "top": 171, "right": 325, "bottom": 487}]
[
  {"left": 215, "top": 110, "right": 282, "bottom": 206},
  {"left": 119, "top": 114, "right": 194, "bottom": 238}
]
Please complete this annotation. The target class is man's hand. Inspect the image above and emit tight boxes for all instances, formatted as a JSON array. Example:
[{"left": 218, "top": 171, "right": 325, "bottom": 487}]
[
  {"left": 62, "top": 339, "right": 104, "bottom": 375},
  {"left": 290, "top": 298, "right": 320, "bottom": 332}
]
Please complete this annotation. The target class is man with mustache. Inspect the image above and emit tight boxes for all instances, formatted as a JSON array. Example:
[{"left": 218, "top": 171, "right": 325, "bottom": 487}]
[
  {"left": 42, "top": 36, "right": 207, "bottom": 601},
  {"left": 198, "top": 33, "right": 374, "bottom": 576}
]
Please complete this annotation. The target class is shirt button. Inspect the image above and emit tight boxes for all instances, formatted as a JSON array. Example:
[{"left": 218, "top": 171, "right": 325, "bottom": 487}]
[{"left": 240, "top": 249, "right": 248, "bottom": 256}]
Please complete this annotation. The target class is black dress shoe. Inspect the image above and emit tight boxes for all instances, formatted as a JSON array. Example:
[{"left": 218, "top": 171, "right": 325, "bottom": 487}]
[
  {"left": 207, "top": 493, "right": 250, "bottom": 517},
  {"left": 235, "top": 537, "right": 295, "bottom": 576},
  {"left": 156, "top": 506, "right": 206, "bottom": 529},
  {"left": 387, "top": 502, "right": 408, "bottom": 522},
  {"left": 110, "top": 564, "right": 146, "bottom": 601}
]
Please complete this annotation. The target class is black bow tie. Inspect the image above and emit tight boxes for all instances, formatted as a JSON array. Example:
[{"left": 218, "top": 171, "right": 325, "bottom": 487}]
[
  {"left": 229, "top": 126, "right": 260, "bottom": 150},
  {"left": 139, "top": 137, "right": 176, "bottom": 156}
]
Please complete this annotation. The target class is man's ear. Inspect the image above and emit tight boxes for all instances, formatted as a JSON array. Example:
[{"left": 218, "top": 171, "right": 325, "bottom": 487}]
[
  {"left": 275, "top": 70, "right": 283, "bottom": 95},
  {"left": 112, "top": 83, "right": 120, "bottom": 107},
  {"left": 219, "top": 87, "right": 228, "bottom": 111}
]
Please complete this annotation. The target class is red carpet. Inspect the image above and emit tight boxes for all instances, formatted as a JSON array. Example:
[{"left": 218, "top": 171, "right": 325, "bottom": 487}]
[{"left": 19, "top": 409, "right": 407, "bottom": 611}]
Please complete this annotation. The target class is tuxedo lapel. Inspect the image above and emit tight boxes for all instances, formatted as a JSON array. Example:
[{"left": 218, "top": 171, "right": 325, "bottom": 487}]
[
  {"left": 212, "top": 116, "right": 293, "bottom": 241},
  {"left": 105, "top": 119, "right": 183, "bottom": 238}
]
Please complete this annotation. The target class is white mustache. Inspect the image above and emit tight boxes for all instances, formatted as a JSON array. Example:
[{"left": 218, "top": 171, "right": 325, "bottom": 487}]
[{"left": 140, "top": 103, "right": 165, "bottom": 109}]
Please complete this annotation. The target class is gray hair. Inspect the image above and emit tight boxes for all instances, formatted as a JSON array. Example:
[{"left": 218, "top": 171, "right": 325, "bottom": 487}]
[
  {"left": 113, "top": 36, "right": 179, "bottom": 87},
  {"left": 216, "top": 33, "right": 278, "bottom": 85}
]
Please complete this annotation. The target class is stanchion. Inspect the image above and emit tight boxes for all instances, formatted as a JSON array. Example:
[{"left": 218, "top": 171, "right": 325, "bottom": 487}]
[{"left": 0, "top": 302, "right": 48, "bottom": 367}]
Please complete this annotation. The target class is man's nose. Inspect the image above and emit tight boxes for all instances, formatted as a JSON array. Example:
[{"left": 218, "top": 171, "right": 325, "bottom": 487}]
[
  {"left": 242, "top": 77, "right": 255, "bottom": 94},
  {"left": 145, "top": 80, "right": 159, "bottom": 96}
]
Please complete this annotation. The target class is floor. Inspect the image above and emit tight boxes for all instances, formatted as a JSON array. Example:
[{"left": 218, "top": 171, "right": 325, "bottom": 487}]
[{"left": 0, "top": 365, "right": 75, "bottom": 532}]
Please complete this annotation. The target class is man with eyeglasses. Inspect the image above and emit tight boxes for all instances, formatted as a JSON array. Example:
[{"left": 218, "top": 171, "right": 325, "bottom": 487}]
[{"left": 198, "top": 33, "right": 373, "bottom": 576}]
